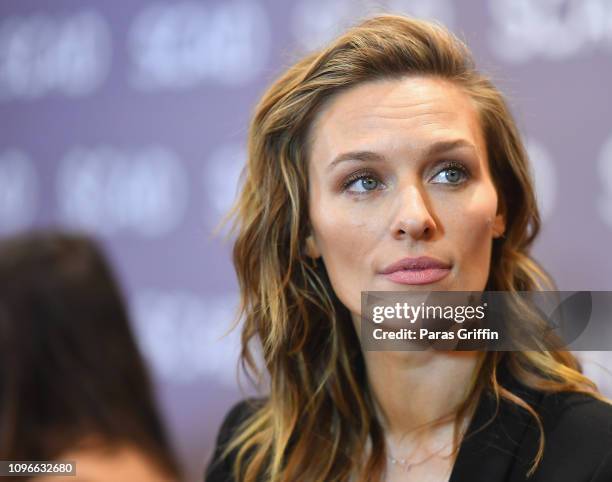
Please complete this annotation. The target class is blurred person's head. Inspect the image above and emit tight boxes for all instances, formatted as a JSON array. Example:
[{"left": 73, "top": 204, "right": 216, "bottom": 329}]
[
  {"left": 220, "top": 13, "right": 599, "bottom": 481},
  {"left": 0, "top": 230, "right": 180, "bottom": 481}
]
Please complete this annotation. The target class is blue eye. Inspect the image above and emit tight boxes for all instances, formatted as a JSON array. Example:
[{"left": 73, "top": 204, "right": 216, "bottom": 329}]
[
  {"left": 342, "top": 170, "right": 382, "bottom": 193},
  {"left": 341, "top": 162, "right": 469, "bottom": 194},
  {"left": 347, "top": 177, "right": 379, "bottom": 192},
  {"left": 430, "top": 163, "right": 469, "bottom": 185}
]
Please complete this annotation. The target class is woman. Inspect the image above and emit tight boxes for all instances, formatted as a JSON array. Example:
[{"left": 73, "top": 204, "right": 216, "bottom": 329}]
[
  {"left": 205, "top": 14, "right": 612, "bottom": 482},
  {"left": 0, "top": 231, "right": 181, "bottom": 481}
]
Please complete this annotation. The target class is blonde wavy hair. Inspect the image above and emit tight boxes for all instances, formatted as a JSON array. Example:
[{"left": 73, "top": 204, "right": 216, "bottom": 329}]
[{"left": 217, "top": 13, "right": 608, "bottom": 482}]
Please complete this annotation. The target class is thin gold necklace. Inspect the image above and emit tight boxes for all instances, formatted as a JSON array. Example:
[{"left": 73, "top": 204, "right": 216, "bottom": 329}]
[
  {"left": 387, "top": 444, "right": 453, "bottom": 473},
  {"left": 387, "top": 444, "right": 452, "bottom": 472},
  {"left": 385, "top": 403, "right": 475, "bottom": 474},
  {"left": 386, "top": 422, "right": 464, "bottom": 474}
]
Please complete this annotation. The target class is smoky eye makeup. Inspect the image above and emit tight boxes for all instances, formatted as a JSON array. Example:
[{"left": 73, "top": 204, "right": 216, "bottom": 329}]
[
  {"left": 340, "top": 168, "right": 383, "bottom": 192},
  {"left": 338, "top": 158, "right": 473, "bottom": 194},
  {"left": 428, "top": 159, "right": 472, "bottom": 184}
]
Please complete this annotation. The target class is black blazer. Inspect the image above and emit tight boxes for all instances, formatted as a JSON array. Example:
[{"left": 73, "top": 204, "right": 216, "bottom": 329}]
[{"left": 205, "top": 364, "right": 612, "bottom": 481}]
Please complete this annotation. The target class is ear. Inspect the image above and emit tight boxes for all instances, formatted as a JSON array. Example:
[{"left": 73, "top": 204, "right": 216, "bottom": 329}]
[
  {"left": 304, "top": 233, "right": 321, "bottom": 259},
  {"left": 492, "top": 212, "right": 506, "bottom": 239}
]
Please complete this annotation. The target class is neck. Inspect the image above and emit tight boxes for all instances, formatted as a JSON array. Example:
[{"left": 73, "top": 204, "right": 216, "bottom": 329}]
[{"left": 362, "top": 349, "right": 483, "bottom": 443}]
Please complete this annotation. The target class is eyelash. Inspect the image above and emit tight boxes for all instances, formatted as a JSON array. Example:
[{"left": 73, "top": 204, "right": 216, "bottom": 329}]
[{"left": 340, "top": 160, "right": 470, "bottom": 193}]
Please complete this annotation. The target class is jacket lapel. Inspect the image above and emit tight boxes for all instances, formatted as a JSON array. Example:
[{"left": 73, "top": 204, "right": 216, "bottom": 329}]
[{"left": 449, "top": 363, "right": 545, "bottom": 482}]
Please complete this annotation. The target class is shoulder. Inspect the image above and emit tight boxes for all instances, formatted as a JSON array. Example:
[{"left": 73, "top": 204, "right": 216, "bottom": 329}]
[
  {"left": 520, "top": 390, "right": 612, "bottom": 481},
  {"left": 498, "top": 362, "right": 612, "bottom": 446},
  {"left": 494, "top": 364, "right": 612, "bottom": 481},
  {"left": 204, "top": 397, "right": 267, "bottom": 482},
  {"left": 218, "top": 397, "right": 266, "bottom": 439},
  {"left": 43, "top": 442, "right": 177, "bottom": 482},
  {"left": 538, "top": 390, "right": 612, "bottom": 443}
]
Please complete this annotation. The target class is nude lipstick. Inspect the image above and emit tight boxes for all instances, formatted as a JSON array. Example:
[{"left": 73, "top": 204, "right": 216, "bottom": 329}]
[{"left": 380, "top": 256, "right": 451, "bottom": 285}]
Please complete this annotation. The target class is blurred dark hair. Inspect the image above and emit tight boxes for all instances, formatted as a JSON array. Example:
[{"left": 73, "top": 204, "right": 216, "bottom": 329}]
[{"left": 0, "top": 230, "right": 180, "bottom": 479}]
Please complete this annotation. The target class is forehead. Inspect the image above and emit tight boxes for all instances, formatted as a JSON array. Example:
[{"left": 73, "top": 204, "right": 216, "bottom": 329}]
[{"left": 307, "top": 75, "right": 486, "bottom": 167}]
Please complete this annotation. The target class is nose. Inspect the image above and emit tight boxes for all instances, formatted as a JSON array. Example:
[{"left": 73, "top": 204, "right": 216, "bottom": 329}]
[{"left": 390, "top": 184, "right": 437, "bottom": 241}]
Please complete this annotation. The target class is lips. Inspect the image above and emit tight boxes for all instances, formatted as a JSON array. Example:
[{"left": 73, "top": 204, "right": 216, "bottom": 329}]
[
  {"left": 380, "top": 256, "right": 451, "bottom": 274},
  {"left": 380, "top": 256, "right": 451, "bottom": 286}
]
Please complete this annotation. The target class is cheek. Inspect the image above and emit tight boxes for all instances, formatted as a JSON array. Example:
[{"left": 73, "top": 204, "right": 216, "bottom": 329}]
[
  {"left": 309, "top": 198, "right": 381, "bottom": 309},
  {"left": 445, "top": 185, "right": 498, "bottom": 272},
  {"left": 310, "top": 201, "right": 375, "bottom": 265}
]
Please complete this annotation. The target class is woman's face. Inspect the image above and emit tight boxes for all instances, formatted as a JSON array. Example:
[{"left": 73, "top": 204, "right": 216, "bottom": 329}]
[{"left": 306, "top": 76, "right": 505, "bottom": 318}]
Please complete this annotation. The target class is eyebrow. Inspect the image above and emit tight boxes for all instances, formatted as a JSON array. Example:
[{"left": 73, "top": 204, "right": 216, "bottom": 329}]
[{"left": 326, "top": 139, "right": 478, "bottom": 171}]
